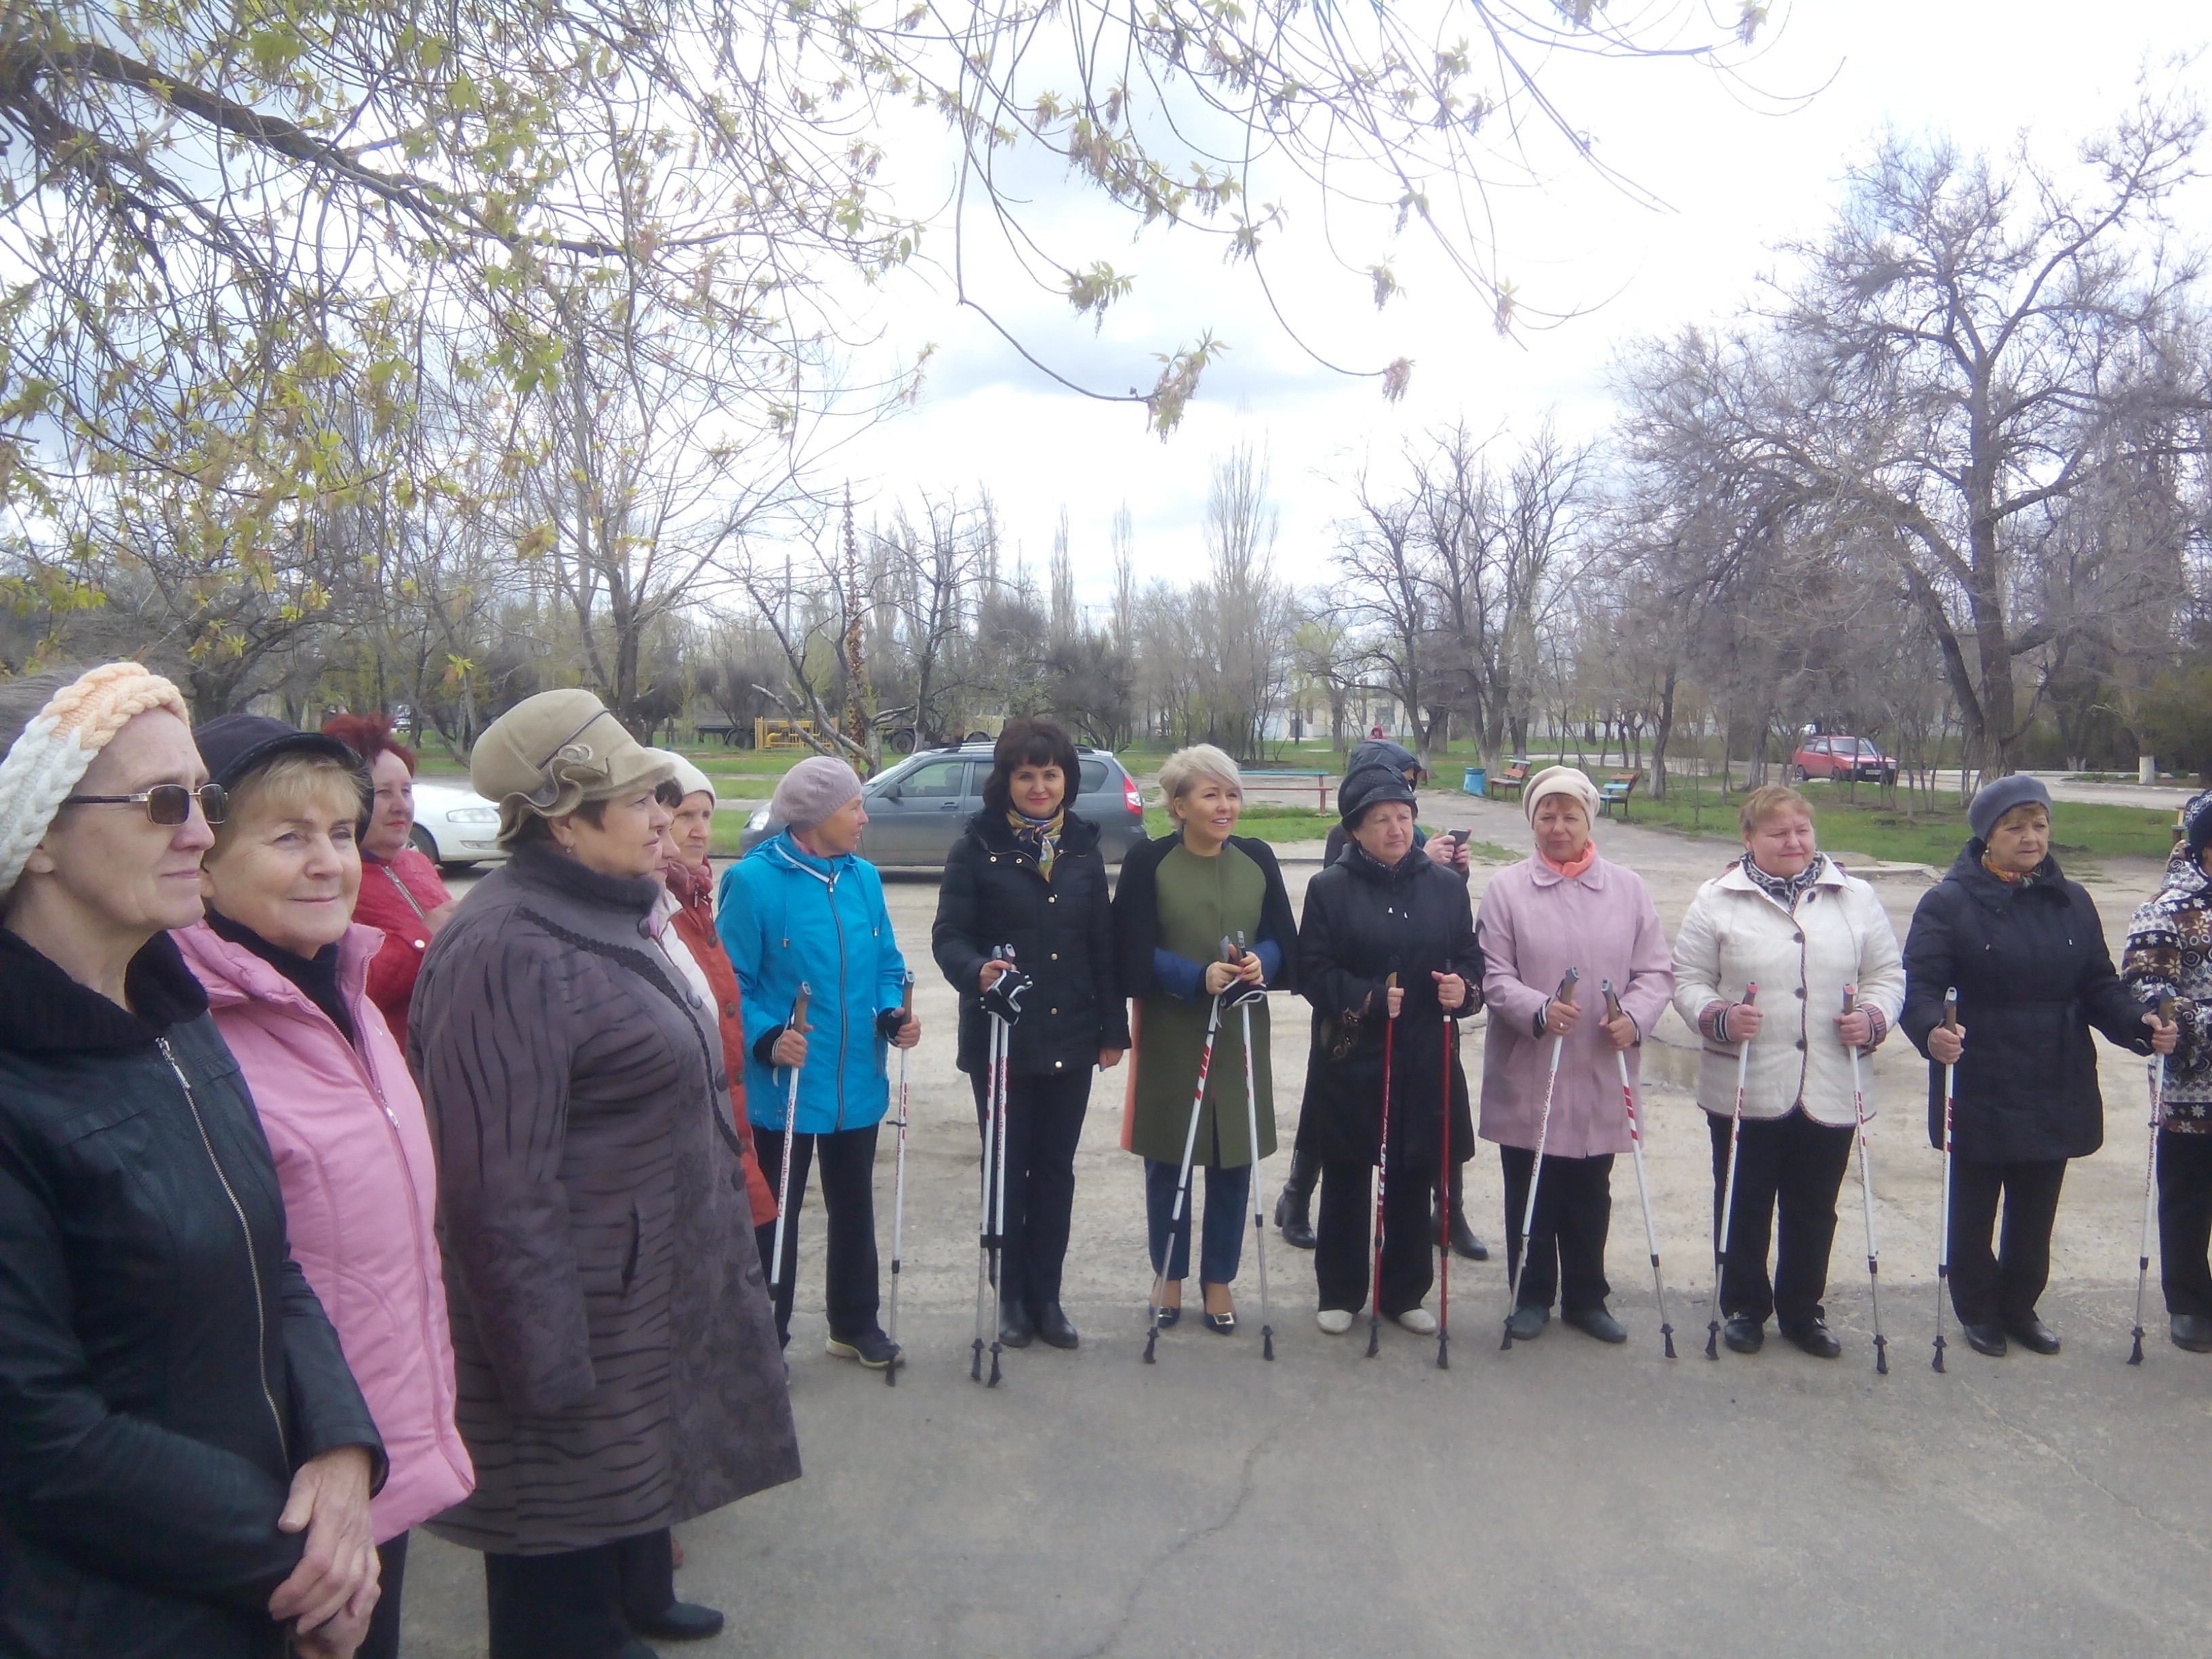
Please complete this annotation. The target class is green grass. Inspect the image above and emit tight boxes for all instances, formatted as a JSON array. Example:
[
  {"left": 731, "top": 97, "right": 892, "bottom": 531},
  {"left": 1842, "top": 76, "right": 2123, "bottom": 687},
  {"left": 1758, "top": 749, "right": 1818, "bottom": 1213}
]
[{"left": 1560, "top": 770, "right": 2175, "bottom": 865}]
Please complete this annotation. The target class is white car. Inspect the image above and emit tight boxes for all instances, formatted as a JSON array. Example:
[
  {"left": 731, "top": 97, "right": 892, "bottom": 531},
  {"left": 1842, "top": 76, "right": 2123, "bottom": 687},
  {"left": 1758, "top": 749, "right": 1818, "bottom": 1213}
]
[{"left": 408, "top": 779, "right": 509, "bottom": 869}]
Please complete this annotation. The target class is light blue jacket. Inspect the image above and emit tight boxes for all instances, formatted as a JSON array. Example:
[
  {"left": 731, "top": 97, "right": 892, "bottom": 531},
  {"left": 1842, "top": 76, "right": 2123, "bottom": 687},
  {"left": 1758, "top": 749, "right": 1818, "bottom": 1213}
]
[{"left": 718, "top": 832, "right": 908, "bottom": 1135}]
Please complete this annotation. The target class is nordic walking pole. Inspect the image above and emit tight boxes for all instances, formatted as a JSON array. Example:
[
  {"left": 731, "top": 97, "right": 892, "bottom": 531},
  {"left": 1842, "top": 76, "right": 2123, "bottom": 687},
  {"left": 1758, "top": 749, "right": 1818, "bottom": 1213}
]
[
  {"left": 769, "top": 983, "right": 812, "bottom": 1317},
  {"left": 1841, "top": 983, "right": 1887, "bottom": 1376},
  {"left": 985, "top": 945, "right": 1018, "bottom": 1387},
  {"left": 1603, "top": 980, "right": 1674, "bottom": 1359},
  {"left": 1369, "top": 970, "right": 1401, "bottom": 1360},
  {"left": 1147, "top": 964, "right": 1227, "bottom": 1364},
  {"left": 1504, "top": 967, "right": 1581, "bottom": 1352},
  {"left": 1233, "top": 931, "right": 1275, "bottom": 1362},
  {"left": 1437, "top": 998, "right": 1454, "bottom": 1370},
  {"left": 1705, "top": 981, "right": 1757, "bottom": 1361},
  {"left": 886, "top": 970, "right": 914, "bottom": 1389},
  {"left": 973, "top": 949, "right": 1009, "bottom": 1384},
  {"left": 2129, "top": 994, "right": 2178, "bottom": 1365},
  {"left": 1933, "top": 987, "right": 1959, "bottom": 1374}
]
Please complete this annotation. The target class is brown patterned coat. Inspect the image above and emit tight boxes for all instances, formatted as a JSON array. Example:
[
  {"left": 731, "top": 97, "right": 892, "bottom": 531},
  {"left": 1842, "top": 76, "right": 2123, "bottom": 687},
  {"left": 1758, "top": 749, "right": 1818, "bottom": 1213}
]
[{"left": 408, "top": 841, "right": 800, "bottom": 1555}]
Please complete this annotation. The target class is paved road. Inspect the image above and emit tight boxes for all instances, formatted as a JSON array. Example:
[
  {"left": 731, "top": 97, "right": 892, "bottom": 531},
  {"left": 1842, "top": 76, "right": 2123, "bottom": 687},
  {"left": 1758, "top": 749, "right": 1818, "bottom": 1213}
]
[{"left": 403, "top": 830, "right": 2210, "bottom": 1658}]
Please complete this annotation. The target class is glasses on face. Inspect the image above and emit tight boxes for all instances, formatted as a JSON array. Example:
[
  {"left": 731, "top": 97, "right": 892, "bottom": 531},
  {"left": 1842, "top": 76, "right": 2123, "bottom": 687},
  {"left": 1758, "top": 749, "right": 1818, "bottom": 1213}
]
[{"left": 61, "top": 782, "right": 229, "bottom": 826}]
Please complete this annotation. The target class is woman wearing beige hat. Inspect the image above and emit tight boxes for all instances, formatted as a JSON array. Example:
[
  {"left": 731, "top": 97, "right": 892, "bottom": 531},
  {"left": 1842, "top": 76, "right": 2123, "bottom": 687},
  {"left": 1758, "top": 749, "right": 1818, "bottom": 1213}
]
[
  {"left": 1476, "top": 766, "right": 1674, "bottom": 1344},
  {"left": 409, "top": 689, "right": 798, "bottom": 1659},
  {"left": 1672, "top": 783, "right": 1905, "bottom": 1360}
]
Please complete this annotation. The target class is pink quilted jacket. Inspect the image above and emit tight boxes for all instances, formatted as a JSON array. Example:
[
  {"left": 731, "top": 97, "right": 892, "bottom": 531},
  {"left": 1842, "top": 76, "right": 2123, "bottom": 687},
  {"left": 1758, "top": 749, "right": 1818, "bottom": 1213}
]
[{"left": 176, "top": 921, "right": 474, "bottom": 1542}]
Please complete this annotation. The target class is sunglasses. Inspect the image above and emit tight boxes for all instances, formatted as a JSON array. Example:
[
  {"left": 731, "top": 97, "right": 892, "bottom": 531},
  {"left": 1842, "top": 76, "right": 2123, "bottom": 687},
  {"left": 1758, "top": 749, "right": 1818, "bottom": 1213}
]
[{"left": 61, "top": 782, "right": 230, "bottom": 826}]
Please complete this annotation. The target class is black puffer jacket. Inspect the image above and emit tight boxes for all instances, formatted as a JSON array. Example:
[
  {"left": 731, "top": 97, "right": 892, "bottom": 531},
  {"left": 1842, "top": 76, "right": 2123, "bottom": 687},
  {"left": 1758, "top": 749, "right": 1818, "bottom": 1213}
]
[
  {"left": 0, "top": 928, "right": 384, "bottom": 1659},
  {"left": 1295, "top": 848, "right": 1483, "bottom": 1170},
  {"left": 933, "top": 810, "right": 1131, "bottom": 1078},
  {"left": 1902, "top": 843, "right": 2152, "bottom": 1162}
]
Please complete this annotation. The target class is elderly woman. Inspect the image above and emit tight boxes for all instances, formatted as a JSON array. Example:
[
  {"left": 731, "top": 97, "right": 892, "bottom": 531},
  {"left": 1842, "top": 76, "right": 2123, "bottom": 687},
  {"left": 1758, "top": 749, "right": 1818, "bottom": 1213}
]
[
  {"left": 1278, "top": 736, "right": 1485, "bottom": 1262},
  {"left": 410, "top": 690, "right": 798, "bottom": 1659},
  {"left": 1672, "top": 784, "right": 1904, "bottom": 1359},
  {"left": 1114, "top": 744, "right": 1297, "bottom": 1333},
  {"left": 176, "top": 715, "right": 474, "bottom": 1659},
  {"left": 933, "top": 718, "right": 1128, "bottom": 1351},
  {"left": 1476, "top": 766, "right": 1673, "bottom": 1343},
  {"left": 0, "top": 664, "right": 382, "bottom": 1658},
  {"left": 1906, "top": 776, "right": 2173, "bottom": 1357},
  {"left": 720, "top": 756, "right": 922, "bottom": 1368},
  {"left": 321, "top": 713, "right": 455, "bottom": 1049},
  {"left": 2123, "top": 789, "right": 2212, "bottom": 1355},
  {"left": 1295, "top": 767, "right": 1481, "bottom": 1334}
]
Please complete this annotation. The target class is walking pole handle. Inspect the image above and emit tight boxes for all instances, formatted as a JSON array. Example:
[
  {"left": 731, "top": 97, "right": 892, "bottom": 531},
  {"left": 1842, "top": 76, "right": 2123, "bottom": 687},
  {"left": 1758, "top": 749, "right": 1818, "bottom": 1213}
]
[
  {"left": 1385, "top": 969, "right": 1399, "bottom": 1019},
  {"left": 900, "top": 969, "right": 915, "bottom": 1020},
  {"left": 1601, "top": 981, "right": 1623, "bottom": 1023},
  {"left": 1556, "top": 966, "right": 1581, "bottom": 1004},
  {"left": 2158, "top": 994, "right": 2178, "bottom": 1026},
  {"left": 1740, "top": 981, "right": 1758, "bottom": 1008},
  {"left": 790, "top": 983, "right": 811, "bottom": 1038},
  {"left": 1942, "top": 987, "right": 1958, "bottom": 1030},
  {"left": 1841, "top": 983, "right": 1857, "bottom": 1016}
]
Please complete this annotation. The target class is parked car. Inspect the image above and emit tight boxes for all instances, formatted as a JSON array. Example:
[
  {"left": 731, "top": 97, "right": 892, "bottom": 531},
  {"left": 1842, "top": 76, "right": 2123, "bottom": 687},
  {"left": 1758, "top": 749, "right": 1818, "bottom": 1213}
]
[
  {"left": 738, "top": 743, "right": 1147, "bottom": 867},
  {"left": 1791, "top": 734, "right": 1898, "bottom": 785},
  {"left": 409, "top": 779, "right": 510, "bottom": 869}
]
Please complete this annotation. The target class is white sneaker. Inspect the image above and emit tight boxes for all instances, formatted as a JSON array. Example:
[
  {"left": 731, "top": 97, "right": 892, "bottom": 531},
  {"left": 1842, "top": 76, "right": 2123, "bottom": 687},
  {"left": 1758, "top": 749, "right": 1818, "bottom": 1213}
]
[
  {"left": 1317, "top": 1308, "right": 1355, "bottom": 1335},
  {"left": 1395, "top": 1307, "right": 1439, "bottom": 1335}
]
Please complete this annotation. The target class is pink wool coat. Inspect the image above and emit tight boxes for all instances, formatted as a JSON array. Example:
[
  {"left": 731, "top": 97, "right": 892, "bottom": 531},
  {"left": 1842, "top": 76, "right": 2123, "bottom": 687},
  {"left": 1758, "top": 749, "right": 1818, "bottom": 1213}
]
[
  {"left": 1475, "top": 853, "right": 1676, "bottom": 1160},
  {"left": 176, "top": 921, "right": 474, "bottom": 1544}
]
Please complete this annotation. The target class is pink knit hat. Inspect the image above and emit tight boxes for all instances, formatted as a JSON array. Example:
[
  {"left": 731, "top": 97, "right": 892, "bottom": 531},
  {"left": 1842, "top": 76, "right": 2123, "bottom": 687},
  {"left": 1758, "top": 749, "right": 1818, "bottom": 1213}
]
[{"left": 769, "top": 755, "right": 863, "bottom": 831}]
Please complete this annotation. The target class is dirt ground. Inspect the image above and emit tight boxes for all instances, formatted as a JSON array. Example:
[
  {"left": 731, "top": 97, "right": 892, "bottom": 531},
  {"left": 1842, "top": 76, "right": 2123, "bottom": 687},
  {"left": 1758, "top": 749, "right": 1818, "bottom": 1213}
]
[{"left": 398, "top": 800, "right": 2211, "bottom": 1658}]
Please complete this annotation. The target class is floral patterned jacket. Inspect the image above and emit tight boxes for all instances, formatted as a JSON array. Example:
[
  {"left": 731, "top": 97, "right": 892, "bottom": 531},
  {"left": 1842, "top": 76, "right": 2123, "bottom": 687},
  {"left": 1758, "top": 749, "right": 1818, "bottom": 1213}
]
[{"left": 2123, "top": 846, "right": 2212, "bottom": 1128}]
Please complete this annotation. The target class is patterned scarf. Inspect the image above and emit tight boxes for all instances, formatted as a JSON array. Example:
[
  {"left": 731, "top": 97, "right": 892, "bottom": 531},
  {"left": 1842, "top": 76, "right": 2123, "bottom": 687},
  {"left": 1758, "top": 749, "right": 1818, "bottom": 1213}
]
[
  {"left": 1007, "top": 808, "right": 1065, "bottom": 879},
  {"left": 1981, "top": 851, "right": 2043, "bottom": 888},
  {"left": 1740, "top": 849, "right": 1825, "bottom": 910}
]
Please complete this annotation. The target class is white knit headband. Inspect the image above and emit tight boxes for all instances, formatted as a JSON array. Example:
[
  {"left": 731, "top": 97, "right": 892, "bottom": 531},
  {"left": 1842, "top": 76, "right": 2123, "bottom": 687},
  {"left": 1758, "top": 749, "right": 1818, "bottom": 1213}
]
[{"left": 0, "top": 662, "right": 190, "bottom": 901}]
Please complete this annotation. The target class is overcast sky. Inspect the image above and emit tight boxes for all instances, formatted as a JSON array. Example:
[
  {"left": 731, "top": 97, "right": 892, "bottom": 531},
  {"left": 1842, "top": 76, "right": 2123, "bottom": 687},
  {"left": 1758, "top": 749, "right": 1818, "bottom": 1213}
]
[{"left": 816, "top": 3, "right": 2209, "bottom": 609}]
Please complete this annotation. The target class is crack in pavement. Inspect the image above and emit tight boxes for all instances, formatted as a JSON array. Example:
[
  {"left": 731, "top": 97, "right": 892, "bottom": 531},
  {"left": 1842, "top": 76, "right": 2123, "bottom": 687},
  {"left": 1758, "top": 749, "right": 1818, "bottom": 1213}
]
[
  {"left": 1070, "top": 1420, "right": 1286, "bottom": 1659},
  {"left": 1954, "top": 1375, "right": 2207, "bottom": 1557}
]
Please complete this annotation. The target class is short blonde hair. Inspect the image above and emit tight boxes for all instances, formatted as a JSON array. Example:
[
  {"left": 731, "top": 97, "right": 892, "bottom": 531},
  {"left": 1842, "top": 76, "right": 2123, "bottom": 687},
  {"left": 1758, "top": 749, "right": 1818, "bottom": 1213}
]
[
  {"left": 210, "top": 754, "right": 367, "bottom": 857},
  {"left": 1158, "top": 743, "right": 1242, "bottom": 811},
  {"left": 1739, "top": 783, "right": 1814, "bottom": 837}
]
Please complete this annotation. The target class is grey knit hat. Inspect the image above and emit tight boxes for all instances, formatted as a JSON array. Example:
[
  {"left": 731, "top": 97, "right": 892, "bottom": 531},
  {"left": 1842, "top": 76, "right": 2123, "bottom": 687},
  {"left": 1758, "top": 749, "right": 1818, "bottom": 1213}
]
[
  {"left": 770, "top": 755, "right": 863, "bottom": 831},
  {"left": 1967, "top": 774, "right": 2052, "bottom": 842}
]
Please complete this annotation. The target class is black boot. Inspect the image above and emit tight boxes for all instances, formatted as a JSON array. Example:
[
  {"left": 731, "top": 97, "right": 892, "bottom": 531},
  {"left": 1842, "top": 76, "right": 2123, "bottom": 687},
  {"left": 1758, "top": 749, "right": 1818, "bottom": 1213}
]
[
  {"left": 1273, "top": 1150, "right": 1317, "bottom": 1250},
  {"left": 1441, "top": 1163, "right": 1489, "bottom": 1261}
]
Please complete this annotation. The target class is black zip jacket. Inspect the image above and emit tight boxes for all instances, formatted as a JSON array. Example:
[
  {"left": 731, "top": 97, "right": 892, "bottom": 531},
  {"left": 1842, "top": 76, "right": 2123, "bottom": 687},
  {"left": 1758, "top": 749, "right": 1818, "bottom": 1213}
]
[
  {"left": 933, "top": 810, "right": 1130, "bottom": 1078},
  {"left": 0, "top": 928, "right": 383, "bottom": 1659}
]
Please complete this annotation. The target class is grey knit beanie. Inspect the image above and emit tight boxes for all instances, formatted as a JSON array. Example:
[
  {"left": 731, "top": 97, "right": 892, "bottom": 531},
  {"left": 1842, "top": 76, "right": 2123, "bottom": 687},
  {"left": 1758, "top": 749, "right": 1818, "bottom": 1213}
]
[
  {"left": 771, "top": 755, "right": 863, "bottom": 831},
  {"left": 1967, "top": 775, "right": 2052, "bottom": 842}
]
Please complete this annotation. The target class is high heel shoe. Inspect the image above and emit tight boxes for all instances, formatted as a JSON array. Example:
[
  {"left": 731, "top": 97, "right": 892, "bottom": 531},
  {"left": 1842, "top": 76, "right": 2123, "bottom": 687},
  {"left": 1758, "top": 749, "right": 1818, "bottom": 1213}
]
[{"left": 1200, "top": 1283, "right": 1235, "bottom": 1334}]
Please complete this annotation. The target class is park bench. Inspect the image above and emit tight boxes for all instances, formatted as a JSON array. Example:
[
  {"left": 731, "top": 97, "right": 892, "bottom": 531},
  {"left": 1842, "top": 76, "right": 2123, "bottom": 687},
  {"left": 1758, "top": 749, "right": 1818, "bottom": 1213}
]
[
  {"left": 1488, "top": 761, "right": 1530, "bottom": 803},
  {"left": 1599, "top": 769, "right": 1643, "bottom": 820}
]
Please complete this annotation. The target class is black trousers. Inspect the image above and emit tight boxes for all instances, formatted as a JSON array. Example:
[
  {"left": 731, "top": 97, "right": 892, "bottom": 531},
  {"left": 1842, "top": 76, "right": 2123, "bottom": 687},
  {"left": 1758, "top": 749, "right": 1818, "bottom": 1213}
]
[
  {"left": 482, "top": 1530, "right": 672, "bottom": 1659},
  {"left": 1946, "top": 1155, "right": 2066, "bottom": 1327},
  {"left": 754, "top": 1123, "right": 882, "bottom": 1342},
  {"left": 1499, "top": 1147, "right": 1614, "bottom": 1313},
  {"left": 2160, "top": 1129, "right": 2212, "bottom": 1318},
  {"left": 356, "top": 1532, "right": 407, "bottom": 1659},
  {"left": 970, "top": 1067, "right": 1092, "bottom": 1310},
  {"left": 1708, "top": 1109, "right": 1853, "bottom": 1327},
  {"left": 1313, "top": 1156, "right": 1435, "bottom": 1316}
]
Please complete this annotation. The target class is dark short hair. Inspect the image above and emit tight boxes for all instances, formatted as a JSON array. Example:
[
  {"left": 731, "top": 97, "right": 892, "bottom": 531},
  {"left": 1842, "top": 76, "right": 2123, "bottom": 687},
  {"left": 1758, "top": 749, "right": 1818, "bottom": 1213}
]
[{"left": 981, "top": 717, "right": 1081, "bottom": 817}]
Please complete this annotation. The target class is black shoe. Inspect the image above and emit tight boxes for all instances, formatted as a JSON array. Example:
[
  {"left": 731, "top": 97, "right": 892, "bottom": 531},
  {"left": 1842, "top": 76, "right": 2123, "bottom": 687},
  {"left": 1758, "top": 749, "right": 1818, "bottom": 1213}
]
[
  {"left": 1961, "top": 1322, "right": 2007, "bottom": 1357},
  {"left": 1033, "top": 1303, "right": 1080, "bottom": 1349},
  {"left": 1507, "top": 1305, "right": 1548, "bottom": 1341},
  {"left": 1448, "top": 1214, "right": 1490, "bottom": 1262},
  {"left": 2003, "top": 1314, "right": 2060, "bottom": 1355},
  {"left": 2172, "top": 1312, "right": 2212, "bottom": 1353},
  {"left": 998, "top": 1300, "right": 1034, "bottom": 1348},
  {"left": 1562, "top": 1304, "right": 1628, "bottom": 1344},
  {"left": 621, "top": 1642, "right": 662, "bottom": 1659},
  {"left": 630, "top": 1602, "right": 724, "bottom": 1642},
  {"left": 825, "top": 1328, "right": 903, "bottom": 1368},
  {"left": 1274, "top": 1183, "right": 1317, "bottom": 1251},
  {"left": 1778, "top": 1318, "right": 1841, "bottom": 1359},
  {"left": 1152, "top": 1303, "right": 1181, "bottom": 1329},
  {"left": 1722, "top": 1315, "right": 1764, "bottom": 1354}
]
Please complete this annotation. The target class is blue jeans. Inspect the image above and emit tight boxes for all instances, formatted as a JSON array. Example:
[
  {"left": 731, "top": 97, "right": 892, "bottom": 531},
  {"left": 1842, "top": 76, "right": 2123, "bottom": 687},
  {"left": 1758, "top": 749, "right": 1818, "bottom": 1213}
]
[{"left": 1145, "top": 1158, "right": 1252, "bottom": 1284}]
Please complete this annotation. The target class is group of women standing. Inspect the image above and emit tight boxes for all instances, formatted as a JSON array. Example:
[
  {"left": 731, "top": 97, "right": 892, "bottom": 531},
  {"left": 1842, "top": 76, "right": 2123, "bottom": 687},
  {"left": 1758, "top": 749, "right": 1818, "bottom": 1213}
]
[{"left": 5, "top": 658, "right": 2206, "bottom": 1658}]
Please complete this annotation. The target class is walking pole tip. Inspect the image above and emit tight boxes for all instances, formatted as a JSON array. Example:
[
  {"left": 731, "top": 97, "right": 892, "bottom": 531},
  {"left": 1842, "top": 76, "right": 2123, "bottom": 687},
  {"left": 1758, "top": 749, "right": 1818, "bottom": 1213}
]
[
  {"left": 2128, "top": 1326, "right": 2146, "bottom": 1366},
  {"left": 1367, "top": 1312, "right": 1380, "bottom": 1359},
  {"left": 1873, "top": 1332, "right": 1888, "bottom": 1375}
]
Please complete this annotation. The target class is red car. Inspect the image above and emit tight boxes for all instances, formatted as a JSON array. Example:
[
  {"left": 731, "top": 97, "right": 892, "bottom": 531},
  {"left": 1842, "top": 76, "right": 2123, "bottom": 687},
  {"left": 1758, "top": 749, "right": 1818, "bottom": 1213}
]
[{"left": 1792, "top": 734, "right": 1898, "bottom": 785}]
